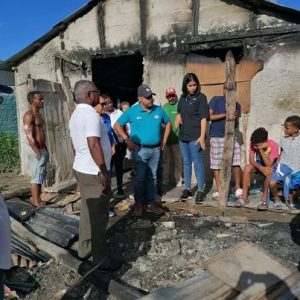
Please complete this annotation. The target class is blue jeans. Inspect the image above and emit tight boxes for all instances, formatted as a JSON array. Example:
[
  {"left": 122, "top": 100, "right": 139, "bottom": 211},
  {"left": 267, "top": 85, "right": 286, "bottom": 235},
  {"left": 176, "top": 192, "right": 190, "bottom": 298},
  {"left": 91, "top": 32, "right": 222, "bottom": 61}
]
[
  {"left": 179, "top": 140, "right": 205, "bottom": 191},
  {"left": 133, "top": 147, "right": 161, "bottom": 205}
]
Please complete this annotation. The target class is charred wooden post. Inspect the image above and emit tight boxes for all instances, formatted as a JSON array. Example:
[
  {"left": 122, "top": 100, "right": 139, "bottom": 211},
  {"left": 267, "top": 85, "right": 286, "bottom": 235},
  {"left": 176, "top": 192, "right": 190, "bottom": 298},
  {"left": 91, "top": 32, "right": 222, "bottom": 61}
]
[{"left": 218, "top": 50, "right": 237, "bottom": 211}]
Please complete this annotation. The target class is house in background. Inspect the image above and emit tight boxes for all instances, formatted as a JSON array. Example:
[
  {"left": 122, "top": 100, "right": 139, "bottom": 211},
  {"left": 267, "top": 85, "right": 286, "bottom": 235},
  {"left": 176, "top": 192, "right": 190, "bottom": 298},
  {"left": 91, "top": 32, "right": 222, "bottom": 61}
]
[{"left": 1, "top": 0, "right": 299, "bottom": 187}]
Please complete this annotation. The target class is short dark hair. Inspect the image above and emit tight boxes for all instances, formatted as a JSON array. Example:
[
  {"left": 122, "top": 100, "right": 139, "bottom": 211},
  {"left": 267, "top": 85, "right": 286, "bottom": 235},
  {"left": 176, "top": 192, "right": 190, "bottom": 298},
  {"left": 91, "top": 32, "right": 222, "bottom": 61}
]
[
  {"left": 250, "top": 127, "right": 268, "bottom": 144},
  {"left": 27, "top": 91, "right": 41, "bottom": 104},
  {"left": 182, "top": 73, "right": 200, "bottom": 95},
  {"left": 285, "top": 115, "right": 300, "bottom": 130}
]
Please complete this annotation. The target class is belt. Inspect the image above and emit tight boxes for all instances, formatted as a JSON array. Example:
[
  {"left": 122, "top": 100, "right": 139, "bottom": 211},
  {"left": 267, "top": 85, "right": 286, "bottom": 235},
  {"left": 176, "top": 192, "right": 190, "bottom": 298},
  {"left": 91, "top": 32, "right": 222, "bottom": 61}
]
[{"left": 135, "top": 143, "right": 160, "bottom": 148}]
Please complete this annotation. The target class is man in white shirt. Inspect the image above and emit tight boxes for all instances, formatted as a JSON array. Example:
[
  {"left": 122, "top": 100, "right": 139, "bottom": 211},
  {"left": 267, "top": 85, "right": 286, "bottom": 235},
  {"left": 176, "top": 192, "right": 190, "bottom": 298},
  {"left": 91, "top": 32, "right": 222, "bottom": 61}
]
[{"left": 69, "top": 80, "right": 112, "bottom": 266}]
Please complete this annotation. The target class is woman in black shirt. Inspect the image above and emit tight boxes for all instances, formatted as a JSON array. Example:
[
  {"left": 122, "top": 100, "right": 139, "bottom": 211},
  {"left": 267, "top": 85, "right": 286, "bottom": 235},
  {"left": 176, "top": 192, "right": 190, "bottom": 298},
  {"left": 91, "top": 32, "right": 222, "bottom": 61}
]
[{"left": 176, "top": 73, "right": 208, "bottom": 204}]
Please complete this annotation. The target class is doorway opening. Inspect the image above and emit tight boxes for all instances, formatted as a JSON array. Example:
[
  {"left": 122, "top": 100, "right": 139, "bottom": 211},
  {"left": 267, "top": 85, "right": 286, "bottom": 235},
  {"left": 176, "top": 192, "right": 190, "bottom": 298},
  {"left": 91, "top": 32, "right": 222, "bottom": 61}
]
[{"left": 92, "top": 53, "right": 143, "bottom": 106}]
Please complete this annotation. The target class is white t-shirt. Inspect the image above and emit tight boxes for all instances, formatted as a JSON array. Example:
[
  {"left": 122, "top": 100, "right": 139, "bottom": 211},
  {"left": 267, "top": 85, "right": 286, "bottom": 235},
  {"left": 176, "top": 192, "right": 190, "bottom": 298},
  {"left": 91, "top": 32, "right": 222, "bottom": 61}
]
[
  {"left": 69, "top": 103, "right": 112, "bottom": 175},
  {"left": 108, "top": 108, "right": 123, "bottom": 142}
]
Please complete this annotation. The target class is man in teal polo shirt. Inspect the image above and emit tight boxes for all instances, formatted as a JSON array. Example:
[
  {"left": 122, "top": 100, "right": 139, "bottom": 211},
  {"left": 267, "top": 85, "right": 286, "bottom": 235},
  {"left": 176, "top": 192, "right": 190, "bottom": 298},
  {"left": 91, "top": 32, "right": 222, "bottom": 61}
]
[{"left": 114, "top": 84, "right": 171, "bottom": 216}]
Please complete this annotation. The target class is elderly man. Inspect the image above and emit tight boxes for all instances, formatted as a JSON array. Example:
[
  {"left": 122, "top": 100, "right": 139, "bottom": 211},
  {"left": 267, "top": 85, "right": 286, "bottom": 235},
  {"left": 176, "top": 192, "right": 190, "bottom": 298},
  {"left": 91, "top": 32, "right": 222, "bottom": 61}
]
[
  {"left": 23, "top": 91, "right": 49, "bottom": 207},
  {"left": 114, "top": 84, "right": 171, "bottom": 216},
  {"left": 69, "top": 80, "right": 115, "bottom": 268}
]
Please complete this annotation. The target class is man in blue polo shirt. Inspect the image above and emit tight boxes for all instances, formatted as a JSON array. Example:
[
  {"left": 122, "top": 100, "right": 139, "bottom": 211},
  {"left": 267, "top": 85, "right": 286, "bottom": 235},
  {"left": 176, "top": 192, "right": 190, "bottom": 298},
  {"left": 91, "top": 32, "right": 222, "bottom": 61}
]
[{"left": 114, "top": 84, "right": 171, "bottom": 216}]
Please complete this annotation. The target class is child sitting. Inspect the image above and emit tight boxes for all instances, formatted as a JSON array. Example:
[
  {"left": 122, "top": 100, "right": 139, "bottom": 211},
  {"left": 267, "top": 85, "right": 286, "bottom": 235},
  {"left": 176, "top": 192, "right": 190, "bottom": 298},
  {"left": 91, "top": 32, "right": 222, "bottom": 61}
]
[
  {"left": 269, "top": 116, "right": 300, "bottom": 209},
  {"left": 235, "top": 127, "right": 279, "bottom": 210}
]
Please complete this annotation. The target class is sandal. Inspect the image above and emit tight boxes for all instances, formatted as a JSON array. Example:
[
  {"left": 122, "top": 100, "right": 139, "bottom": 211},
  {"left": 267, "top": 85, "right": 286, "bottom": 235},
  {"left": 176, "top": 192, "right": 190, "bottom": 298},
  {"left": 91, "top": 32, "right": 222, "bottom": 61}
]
[
  {"left": 234, "top": 198, "right": 249, "bottom": 208},
  {"left": 257, "top": 201, "right": 268, "bottom": 211}
]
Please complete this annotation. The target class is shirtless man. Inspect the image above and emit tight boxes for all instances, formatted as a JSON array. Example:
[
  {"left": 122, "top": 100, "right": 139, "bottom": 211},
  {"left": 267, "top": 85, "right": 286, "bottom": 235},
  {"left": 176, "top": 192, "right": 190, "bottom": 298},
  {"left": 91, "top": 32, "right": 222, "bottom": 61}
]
[{"left": 23, "top": 91, "right": 49, "bottom": 207}]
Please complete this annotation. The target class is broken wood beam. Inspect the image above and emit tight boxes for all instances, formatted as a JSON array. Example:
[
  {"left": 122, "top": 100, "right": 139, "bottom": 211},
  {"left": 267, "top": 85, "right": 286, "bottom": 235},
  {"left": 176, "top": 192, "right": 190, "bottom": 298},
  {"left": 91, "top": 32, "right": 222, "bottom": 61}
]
[
  {"left": 10, "top": 217, "right": 82, "bottom": 273},
  {"left": 108, "top": 279, "right": 148, "bottom": 299},
  {"left": 218, "top": 50, "right": 237, "bottom": 211}
]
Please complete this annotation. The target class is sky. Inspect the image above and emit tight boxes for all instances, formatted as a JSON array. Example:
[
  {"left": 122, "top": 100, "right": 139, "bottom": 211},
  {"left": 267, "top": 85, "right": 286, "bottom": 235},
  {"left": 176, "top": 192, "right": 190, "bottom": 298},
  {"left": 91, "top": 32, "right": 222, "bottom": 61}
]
[{"left": 0, "top": 0, "right": 299, "bottom": 61}]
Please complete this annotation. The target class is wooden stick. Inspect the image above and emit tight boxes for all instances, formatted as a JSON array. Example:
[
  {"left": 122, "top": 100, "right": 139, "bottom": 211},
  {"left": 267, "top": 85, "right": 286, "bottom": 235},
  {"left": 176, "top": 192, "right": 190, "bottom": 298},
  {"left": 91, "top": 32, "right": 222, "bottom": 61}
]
[
  {"left": 10, "top": 217, "right": 82, "bottom": 273},
  {"left": 218, "top": 50, "right": 237, "bottom": 211}
]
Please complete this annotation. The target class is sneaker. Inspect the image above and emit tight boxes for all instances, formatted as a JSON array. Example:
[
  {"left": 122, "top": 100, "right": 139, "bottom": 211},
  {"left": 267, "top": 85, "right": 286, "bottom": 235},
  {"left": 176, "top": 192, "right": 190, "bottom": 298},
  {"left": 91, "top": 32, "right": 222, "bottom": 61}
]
[
  {"left": 195, "top": 190, "right": 205, "bottom": 204},
  {"left": 176, "top": 179, "right": 185, "bottom": 187},
  {"left": 144, "top": 203, "right": 165, "bottom": 215},
  {"left": 180, "top": 189, "right": 193, "bottom": 201},
  {"left": 234, "top": 188, "right": 243, "bottom": 198},
  {"left": 109, "top": 208, "right": 116, "bottom": 218}
]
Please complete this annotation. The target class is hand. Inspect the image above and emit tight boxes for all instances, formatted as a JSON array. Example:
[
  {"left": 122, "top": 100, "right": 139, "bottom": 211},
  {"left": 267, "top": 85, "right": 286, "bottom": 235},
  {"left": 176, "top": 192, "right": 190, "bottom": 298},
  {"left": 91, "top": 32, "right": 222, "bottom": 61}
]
[
  {"left": 260, "top": 166, "right": 273, "bottom": 177},
  {"left": 175, "top": 114, "right": 182, "bottom": 128},
  {"left": 112, "top": 144, "right": 116, "bottom": 156},
  {"left": 160, "top": 141, "right": 165, "bottom": 151},
  {"left": 100, "top": 172, "right": 110, "bottom": 195},
  {"left": 197, "top": 137, "right": 206, "bottom": 150},
  {"left": 126, "top": 139, "right": 139, "bottom": 151},
  {"left": 234, "top": 110, "right": 239, "bottom": 118}
]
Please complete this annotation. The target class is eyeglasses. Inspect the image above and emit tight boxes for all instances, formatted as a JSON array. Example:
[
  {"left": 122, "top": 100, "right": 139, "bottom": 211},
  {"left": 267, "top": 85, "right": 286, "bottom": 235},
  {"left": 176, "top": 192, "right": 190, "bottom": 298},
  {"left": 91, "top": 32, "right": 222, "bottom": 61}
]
[{"left": 100, "top": 102, "right": 107, "bottom": 106}]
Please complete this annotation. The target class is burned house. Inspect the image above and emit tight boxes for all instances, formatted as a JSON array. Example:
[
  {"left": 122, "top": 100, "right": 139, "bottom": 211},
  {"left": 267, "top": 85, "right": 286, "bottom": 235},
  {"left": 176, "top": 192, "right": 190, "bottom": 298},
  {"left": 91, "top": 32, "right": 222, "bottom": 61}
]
[{"left": 1, "top": 0, "right": 300, "bottom": 187}]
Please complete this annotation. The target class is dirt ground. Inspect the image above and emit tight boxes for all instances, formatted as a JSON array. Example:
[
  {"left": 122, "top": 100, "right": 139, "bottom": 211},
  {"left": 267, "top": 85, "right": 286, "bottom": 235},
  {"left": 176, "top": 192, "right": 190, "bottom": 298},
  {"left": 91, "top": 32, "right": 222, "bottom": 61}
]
[
  {"left": 3, "top": 172, "right": 300, "bottom": 299},
  {"left": 6, "top": 208, "right": 299, "bottom": 300}
]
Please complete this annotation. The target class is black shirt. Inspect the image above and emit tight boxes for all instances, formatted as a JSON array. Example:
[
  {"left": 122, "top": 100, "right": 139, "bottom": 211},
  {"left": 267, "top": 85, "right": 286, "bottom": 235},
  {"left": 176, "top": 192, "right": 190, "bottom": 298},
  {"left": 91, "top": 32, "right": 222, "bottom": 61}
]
[{"left": 177, "top": 91, "right": 208, "bottom": 142}]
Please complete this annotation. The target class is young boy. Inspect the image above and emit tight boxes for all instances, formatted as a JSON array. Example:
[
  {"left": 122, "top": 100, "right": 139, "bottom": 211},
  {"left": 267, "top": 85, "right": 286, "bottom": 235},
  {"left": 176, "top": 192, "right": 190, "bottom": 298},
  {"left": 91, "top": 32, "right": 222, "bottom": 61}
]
[
  {"left": 235, "top": 127, "right": 279, "bottom": 209},
  {"left": 269, "top": 116, "right": 300, "bottom": 209},
  {"left": 209, "top": 86, "right": 243, "bottom": 200}
]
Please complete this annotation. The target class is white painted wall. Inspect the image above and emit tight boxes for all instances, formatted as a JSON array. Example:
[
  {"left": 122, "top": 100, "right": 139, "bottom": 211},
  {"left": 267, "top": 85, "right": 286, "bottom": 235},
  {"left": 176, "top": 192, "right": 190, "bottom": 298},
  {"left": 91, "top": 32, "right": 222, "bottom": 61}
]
[
  {"left": 104, "top": 0, "right": 141, "bottom": 48},
  {"left": 248, "top": 45, "right": 300, "bottom": 155},
  {"left": 64, "top": 8, "right": 100, "bottom": 51},
  {"left": 146, "top": 0, "right": 193, "bottom": 40},
  {"left": 199, "top": 0, "right": 251, "bottom": 34},
  {"left": 143, "top": 55, "right": 186, "bottom": 106}
]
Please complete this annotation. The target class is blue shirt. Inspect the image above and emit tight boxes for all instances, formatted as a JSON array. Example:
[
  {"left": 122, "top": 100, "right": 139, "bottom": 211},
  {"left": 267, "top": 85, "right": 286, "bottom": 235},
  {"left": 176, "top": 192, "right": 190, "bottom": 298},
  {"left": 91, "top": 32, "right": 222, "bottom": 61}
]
[
  {"left": 209, "top": 96, "right": 241, "bottom": 138},
  {"left": 116, "top": 103, "right": 170, "bottom": 145},
  {"left": 100, "top": 113, "right": 115, "bottom": 145}
]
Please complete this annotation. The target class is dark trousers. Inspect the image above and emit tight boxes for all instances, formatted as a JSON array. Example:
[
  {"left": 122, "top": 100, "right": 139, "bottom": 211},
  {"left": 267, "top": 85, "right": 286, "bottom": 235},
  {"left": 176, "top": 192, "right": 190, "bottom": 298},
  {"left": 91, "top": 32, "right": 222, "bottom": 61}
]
[
  {"left": 75, "top": 171, "right": 109, "bottom": 264},
  {"left": 111, "top": 143, "right": 126, "bottom": 191}
]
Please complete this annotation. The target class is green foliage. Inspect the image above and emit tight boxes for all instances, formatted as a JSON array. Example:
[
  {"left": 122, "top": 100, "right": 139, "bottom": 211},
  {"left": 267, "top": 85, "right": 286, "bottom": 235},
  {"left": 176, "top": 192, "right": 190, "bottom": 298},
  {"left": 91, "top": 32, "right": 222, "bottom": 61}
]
[{"left": 0, "top": 133, "right": 20, "bottom": 173}]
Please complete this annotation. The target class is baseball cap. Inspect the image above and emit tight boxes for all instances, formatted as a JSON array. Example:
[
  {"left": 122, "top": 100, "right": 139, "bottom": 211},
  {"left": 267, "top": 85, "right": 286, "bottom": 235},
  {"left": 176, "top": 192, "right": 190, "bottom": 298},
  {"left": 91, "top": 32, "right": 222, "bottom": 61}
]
[
  {"left": 165, "top": 88, "right": 176, "bottom": 97},
  {"left": 137, "top": 84, "right": 156, "bottom": 98}
]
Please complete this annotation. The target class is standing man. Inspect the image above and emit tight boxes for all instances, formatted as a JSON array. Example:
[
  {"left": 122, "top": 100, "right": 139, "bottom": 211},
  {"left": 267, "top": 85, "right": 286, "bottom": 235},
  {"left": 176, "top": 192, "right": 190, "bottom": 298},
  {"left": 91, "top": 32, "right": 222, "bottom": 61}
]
[
  {"left": 102, "top": 95, "right": 127, "bottom": 199},
  {"left": 162, "top": 88, "right": 182, "bottom": 186},
  {"left": 114, "top": 84, "right": 171, "bottom": 216},
  {"left": 209, "top": 84, "right": 243, "bottom": 200},
  {"left": 69, "top": 80, "right": 112, "bottom": 266},
  {"left": 23, "top": 91, "right": 49, "bottom": 207}
]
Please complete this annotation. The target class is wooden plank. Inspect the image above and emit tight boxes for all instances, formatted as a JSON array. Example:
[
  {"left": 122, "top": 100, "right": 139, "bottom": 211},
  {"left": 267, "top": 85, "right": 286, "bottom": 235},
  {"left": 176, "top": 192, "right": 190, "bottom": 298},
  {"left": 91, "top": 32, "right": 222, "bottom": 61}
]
[
  {"left": 108, "top": 279, "right": 148, "bottom": 299},
  {"left": 10, "top": 217, "right": 82, "bottom": 273},
  {"left": 205, "top": 241, "right": 292, "bottom": 297},
  {"left": 140, "top": 271, "right": 238, "bottom": 300},
  {"left": 218, "top": 50, "right": 237, "bottom": 210},
  {"left": 33, "top": 79, "right": 74, "bottom": 187}
]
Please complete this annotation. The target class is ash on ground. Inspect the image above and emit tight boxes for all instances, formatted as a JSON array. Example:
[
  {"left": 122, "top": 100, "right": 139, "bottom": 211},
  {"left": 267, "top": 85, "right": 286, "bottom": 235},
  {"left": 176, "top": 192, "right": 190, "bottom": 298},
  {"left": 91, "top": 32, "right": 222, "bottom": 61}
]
[{"left": 19, "top": 211, "right": 300, "bottom": 299}]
